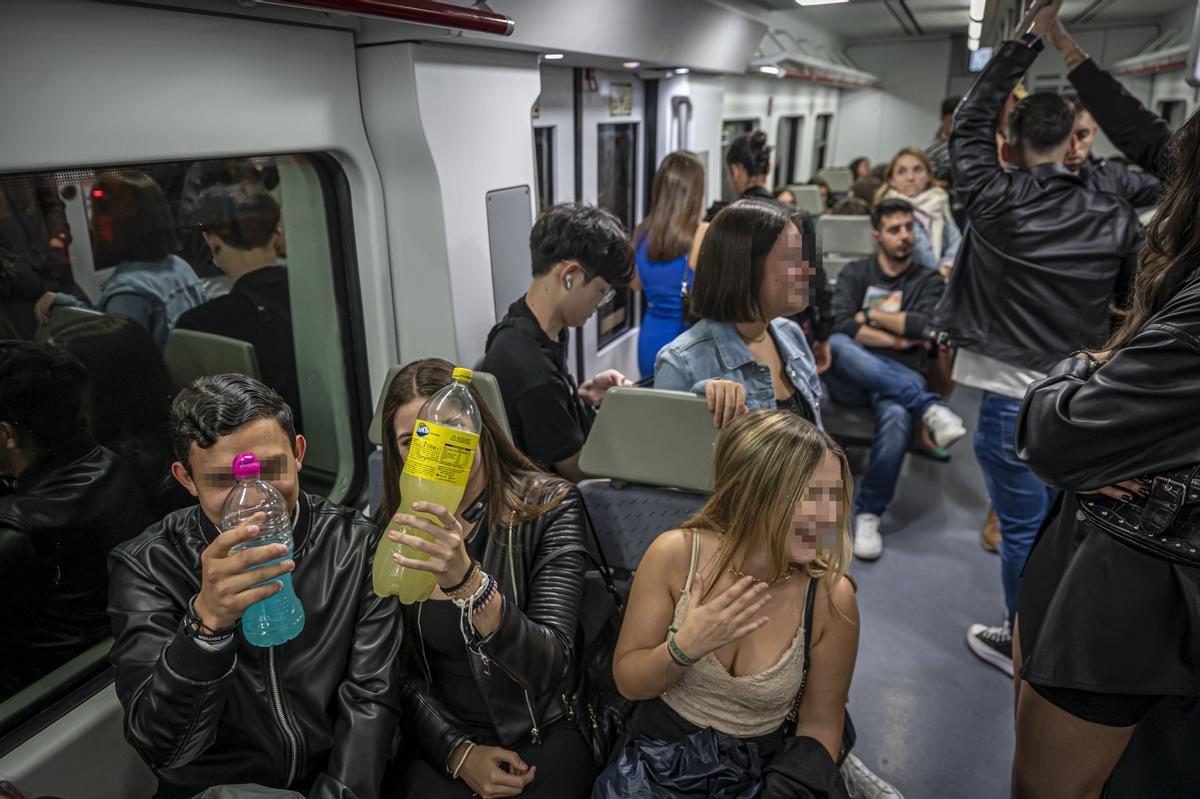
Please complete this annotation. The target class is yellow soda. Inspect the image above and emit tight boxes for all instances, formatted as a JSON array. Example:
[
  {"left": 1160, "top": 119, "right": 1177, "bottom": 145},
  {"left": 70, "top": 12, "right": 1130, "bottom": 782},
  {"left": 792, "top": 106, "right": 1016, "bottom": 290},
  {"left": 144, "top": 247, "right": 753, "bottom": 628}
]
[{"left": 372, "top": 367, "right": 482, "bottom": 603}]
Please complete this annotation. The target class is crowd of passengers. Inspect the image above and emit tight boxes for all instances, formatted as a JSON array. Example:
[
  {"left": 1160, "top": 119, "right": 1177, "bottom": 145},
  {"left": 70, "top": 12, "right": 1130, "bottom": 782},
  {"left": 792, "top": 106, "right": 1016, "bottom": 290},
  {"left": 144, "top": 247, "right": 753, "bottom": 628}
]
[{"left": 3, "top": 2, "right": 1199, "bottom": 797}]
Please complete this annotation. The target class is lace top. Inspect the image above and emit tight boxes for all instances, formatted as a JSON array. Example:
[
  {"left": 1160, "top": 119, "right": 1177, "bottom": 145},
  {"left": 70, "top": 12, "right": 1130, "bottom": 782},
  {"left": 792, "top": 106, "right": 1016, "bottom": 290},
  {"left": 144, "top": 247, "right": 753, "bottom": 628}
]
[{"left": 659, "top": 532, "right": 808, "bottom": 737}]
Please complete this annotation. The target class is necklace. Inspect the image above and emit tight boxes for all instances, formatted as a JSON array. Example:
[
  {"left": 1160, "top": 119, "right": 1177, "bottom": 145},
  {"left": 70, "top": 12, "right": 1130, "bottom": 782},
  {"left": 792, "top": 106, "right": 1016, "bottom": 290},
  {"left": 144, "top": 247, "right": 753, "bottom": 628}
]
[
  {"left": 737, "top": 328, "right": 769, "bottom": 345},
  {"left": 727, "top": 564, "right": 796, "bottom": 586}
]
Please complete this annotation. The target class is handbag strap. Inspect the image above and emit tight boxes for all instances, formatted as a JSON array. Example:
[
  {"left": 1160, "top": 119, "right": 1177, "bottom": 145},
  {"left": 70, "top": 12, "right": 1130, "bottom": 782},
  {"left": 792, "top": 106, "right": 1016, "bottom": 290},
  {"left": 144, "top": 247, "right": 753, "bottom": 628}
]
[{"left": 786, "top": 576, "right": 820, "bottom": 722}]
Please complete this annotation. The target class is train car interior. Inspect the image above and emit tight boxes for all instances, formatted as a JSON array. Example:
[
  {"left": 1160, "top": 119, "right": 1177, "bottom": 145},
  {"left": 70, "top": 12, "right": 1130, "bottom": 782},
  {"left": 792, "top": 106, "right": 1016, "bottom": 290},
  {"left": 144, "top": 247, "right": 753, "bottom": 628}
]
[{"left": 2, "top": 0, "right": 1199, "bottom": 797}]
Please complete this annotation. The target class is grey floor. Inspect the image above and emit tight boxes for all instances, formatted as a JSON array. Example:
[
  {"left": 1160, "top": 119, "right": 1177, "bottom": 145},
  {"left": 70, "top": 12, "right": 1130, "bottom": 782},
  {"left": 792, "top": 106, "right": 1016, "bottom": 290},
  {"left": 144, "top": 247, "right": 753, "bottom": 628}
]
[{"left": 842, "top": 385, "right": 1014, "bottom": 799}]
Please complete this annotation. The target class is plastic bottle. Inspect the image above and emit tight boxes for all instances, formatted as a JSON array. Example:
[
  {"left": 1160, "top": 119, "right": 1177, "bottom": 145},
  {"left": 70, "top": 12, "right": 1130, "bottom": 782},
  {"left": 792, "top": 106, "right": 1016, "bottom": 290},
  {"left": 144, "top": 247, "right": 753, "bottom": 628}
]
[
  {"left": 373, "top": 367, "right": 482, "bottom": 603},
  {"left": 221, "top": 452, "right": 305, "bottom": 646}
]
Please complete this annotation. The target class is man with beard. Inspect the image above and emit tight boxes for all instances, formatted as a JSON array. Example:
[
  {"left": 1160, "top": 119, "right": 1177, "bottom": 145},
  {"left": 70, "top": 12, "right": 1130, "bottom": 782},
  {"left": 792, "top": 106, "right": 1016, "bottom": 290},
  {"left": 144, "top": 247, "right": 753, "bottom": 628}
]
[
  {"left": 1062, "top": 95, "right": 1162, "bottom": 208},
  {"left": 825, "top": 197, "right": 965, "bottom": 561}
]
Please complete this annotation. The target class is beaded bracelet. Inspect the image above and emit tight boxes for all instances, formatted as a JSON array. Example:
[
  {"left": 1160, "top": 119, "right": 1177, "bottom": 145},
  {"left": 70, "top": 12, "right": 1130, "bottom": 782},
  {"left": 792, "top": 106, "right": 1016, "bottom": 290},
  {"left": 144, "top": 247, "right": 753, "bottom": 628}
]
[{"left": 470, "top": 574, "right": 498, "bottom": 615}]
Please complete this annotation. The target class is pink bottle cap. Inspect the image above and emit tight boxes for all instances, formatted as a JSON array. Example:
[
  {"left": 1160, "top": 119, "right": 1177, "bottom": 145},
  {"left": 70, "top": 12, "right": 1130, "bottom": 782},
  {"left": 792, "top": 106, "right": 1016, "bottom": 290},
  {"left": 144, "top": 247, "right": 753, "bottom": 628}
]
[{"left": 231, "top": 452, "right": 261, "bottom": 481}]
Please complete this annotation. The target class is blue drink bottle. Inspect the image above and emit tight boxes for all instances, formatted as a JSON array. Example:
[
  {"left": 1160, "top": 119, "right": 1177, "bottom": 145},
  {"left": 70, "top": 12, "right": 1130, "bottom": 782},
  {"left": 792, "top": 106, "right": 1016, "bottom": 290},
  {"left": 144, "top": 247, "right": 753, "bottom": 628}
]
[{"left": 221, "top": 452, "right": 305, "bottom": 647}]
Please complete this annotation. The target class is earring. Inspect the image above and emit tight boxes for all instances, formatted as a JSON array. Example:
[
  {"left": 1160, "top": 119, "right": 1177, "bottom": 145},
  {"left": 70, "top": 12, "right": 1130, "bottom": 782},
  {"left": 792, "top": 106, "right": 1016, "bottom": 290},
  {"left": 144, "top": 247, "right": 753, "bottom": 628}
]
[{"left": 564, "top": 275, "right": 574, "bottom": 290}]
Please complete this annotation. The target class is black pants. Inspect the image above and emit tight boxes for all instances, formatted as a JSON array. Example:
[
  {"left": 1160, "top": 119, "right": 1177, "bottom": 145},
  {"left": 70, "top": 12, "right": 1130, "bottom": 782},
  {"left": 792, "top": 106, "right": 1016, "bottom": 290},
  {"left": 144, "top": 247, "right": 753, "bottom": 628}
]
[{"left": 394, "top": 720, "right": 596, "bottom": 798}]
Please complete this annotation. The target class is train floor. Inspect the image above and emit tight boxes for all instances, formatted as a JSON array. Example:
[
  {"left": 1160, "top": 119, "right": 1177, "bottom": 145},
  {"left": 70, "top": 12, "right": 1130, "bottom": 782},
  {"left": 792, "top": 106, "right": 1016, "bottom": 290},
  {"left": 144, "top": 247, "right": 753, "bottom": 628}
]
[{"left": 843, "top": 385, "right": 1012, "bottom": 799}]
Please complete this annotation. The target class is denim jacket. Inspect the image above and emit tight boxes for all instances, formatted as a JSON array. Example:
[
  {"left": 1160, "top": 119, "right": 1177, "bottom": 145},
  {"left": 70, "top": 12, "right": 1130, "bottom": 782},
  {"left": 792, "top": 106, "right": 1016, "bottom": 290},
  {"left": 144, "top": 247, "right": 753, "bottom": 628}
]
[
  {"left": 54, "top": 254, "right": 207, "bottom": 347},
  {"left": 653, "top": 317, "right": 823, "bottom": 428},
  {"left": 912, "top": 210, "right": 962, "bottom": 272}
]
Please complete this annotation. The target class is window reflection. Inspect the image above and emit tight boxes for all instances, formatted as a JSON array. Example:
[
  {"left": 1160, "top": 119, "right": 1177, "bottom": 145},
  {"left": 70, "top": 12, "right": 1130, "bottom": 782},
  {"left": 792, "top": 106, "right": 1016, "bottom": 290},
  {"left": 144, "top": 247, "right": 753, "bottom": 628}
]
[{"left": 596, "top": 122, "right": 638, "bottom": 349}]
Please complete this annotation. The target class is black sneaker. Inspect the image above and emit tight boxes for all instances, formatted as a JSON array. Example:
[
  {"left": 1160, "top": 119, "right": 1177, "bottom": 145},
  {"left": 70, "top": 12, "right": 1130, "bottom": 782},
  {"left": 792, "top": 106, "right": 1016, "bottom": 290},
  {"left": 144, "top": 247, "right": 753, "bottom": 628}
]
[{"left": 966, "top": 621, "right": 1013, "bottom": 676}]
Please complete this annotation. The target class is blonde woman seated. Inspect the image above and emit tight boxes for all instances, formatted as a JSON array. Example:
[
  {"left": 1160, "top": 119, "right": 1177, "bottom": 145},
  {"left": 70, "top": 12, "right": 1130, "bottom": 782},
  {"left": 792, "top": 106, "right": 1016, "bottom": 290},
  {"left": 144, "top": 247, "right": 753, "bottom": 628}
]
[
  {"left": 877, "top": 147, "right": 961, "bottom": 277},
  {"left": 602, "top": 411, "right": 859, "bottom": 798}
]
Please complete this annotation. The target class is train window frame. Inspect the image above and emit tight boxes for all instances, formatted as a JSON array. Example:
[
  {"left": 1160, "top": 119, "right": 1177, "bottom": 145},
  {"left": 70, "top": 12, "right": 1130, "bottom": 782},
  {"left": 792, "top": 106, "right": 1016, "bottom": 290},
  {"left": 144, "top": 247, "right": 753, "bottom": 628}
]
[
  {"left": 812, "top": 113, "right": 833, "bottom": 173},
  {"left": 0, "top": 151, "right": 371, "bottom": 751},
  {"left": 595, "top": 121, "right": 639, "bottom": 351},
  {"left": 533, "top": 126, "right": 556, "bottom": 211},
  {"left": 774, "top": 115, "right": 805, "bottom": 188}
]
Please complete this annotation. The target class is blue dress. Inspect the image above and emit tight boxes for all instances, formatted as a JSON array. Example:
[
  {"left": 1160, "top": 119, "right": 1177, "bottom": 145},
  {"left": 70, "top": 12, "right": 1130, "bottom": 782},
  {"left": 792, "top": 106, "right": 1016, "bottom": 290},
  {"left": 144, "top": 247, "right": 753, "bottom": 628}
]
[{"left": 636, "top": 238, "right": 691, "bottom": 379}]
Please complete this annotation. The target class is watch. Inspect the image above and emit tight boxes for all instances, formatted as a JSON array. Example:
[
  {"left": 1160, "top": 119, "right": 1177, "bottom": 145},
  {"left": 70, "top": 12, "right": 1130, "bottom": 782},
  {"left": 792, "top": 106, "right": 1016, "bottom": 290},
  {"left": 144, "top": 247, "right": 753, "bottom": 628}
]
[
  {"left": 862, "top": 307, "right": 874, "bottom": 327},
  {"left": 184, "top": 595, "right": 237, "bottom": 645}
]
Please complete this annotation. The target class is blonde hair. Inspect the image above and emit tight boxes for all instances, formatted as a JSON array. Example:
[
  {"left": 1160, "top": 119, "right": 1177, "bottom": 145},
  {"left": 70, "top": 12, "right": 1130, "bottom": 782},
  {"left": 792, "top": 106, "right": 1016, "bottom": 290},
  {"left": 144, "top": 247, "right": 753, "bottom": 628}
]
[
  {"left": 875, "top": 147, "right": 935, "bottom": 203},
  {"left": 684, "top": 410, "right": 853, "bottom": 598}
]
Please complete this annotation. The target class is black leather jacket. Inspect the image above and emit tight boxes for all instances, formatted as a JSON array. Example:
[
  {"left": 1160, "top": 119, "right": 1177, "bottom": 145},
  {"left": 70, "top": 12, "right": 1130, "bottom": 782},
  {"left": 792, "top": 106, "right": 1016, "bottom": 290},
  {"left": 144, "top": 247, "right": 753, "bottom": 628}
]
[
  {"left": 108, "top": 492, "right": 403, "bottom": 799},
  {"left": 399, "top": 479, "right": 588, "bottom": 773},
  {"left": 934, "top": 40, "right": 1143, "bottom": 372},
  {"left": 1016, "top": 268, "right": 1200, "bottom": 490},
  {"left": 0, "top": 434, "right": 150, "bottom": 691},
  {"left": 1080, "top": 157, "right": 1162, "bottom": 208},
  {"left": 1068, "top": 57, "right": 1174, "bottom": 180}
]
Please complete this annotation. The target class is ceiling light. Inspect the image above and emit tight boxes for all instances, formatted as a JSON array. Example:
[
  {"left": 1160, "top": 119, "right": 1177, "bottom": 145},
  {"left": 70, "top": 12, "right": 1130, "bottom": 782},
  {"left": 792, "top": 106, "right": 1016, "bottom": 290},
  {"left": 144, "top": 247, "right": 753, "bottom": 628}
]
[
  {"left": 968, "top": 36, "right": 980, "bottom": 52},
  {"left": 542, "top": 53, "right": 564, "bottom": 60},
  {"left": 968, "top": 20, "right": 982, "bottom": 39},
  {"left": 623, "top": 61, "right": 641, "bottom": 69},
  {"left": 969, "top": 0, "right": 986, "bottom": 22},
  {"left": 674, "top": 68, "right": 690, "bottom": 74},
  {"left": 795, "top": 0, "right": 851, "bottom": 6},
  {"left": 759, "top": 65, "right": 781, "bottom": 75}
]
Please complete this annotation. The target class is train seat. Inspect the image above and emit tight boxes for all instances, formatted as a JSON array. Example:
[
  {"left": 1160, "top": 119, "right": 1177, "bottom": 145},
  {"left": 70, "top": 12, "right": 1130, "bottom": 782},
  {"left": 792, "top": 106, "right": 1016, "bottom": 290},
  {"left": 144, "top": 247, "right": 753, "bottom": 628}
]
[
  {"left": 32, "top": 305, "right": 106, "bottom": 343},
  {"left": 365, "top": 365, "right": 510, "bottom": 517},
  {"left": 817, "top": 167, "right": 854, "bottom": 195},
  {"left": 819, "top": 388, "right": 877, "bottom": 449},
  {"left": 816, "top": 214, "right": 874, "bottom": 282},
  {"left": 163, "top": 328, "right": 261, "bottom": 393},
  {"left": 577, "top": 387, "right": 714, "bottom": 574},
  {"left": 788, "top": 184, "right": 827, "bottom": 216}
]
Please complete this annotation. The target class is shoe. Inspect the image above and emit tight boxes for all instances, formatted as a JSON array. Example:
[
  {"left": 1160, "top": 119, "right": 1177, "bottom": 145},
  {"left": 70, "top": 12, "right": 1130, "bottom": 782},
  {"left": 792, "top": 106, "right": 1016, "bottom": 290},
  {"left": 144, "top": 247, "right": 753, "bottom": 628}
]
[
  {"left": 981, "top": 507, "right": 1000, "bottom": 553},
  {"left": 966, "top": 620, "right": 1013, "bottom": 676},
  {"left": 841, "top": 752, "right": 906, "bottom": 799},
  {"left": 853, "top": 513, "right": 883, "bottom": 560},
  {"left": 921, "top": 403, "right": 967, "bottom": 450}
]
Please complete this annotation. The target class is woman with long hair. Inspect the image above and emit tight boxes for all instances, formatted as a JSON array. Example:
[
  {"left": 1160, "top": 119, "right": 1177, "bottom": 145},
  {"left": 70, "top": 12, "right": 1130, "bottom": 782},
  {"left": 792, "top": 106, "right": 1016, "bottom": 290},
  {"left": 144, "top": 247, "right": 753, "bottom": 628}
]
[
  {"left": 50, "top": 314, "right": 189, "bottom": 518},
  {"left": 376, "top": 358, "right": 595, "bottom": 799},
  {"left": 34, "top": 171, "right": 207, "bottom": 346},
  {"left": 634, "top": 151, "right": 708, "bottom": 378},
  {"left": 876, "top": 148, "right": 961, "bottom": 276},
  {"left": 654, "top": 200, "right": 822, "bottom": 429},
  {"left": 1012, "top": 106, "right": 1200, "bottom": 796},
  {"left": 605, "top": 410, "right": 858, "bottom": 796}
]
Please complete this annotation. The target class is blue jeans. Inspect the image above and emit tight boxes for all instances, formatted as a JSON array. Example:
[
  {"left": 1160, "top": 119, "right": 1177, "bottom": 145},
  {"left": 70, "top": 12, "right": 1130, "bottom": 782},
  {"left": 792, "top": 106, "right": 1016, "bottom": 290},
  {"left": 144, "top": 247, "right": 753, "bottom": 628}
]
[
  {"left": 825, "top": 333, "right": 942, "bottom": 517},
  {"left": 973, "top": 391, "right": 1057, "bottom": 623}
]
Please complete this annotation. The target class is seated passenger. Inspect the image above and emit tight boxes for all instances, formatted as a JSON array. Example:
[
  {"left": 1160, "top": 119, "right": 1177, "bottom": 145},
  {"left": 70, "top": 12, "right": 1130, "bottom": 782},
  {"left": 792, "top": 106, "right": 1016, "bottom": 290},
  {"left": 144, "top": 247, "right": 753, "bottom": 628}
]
[
  {"left": 772, "top": 186, "right": 797, "bottom": 207},
  {"left": 808, "top": 176, "right": 832, "bottom": 209},
  {"left": 107, "top": 375, "right": 401, "bottom": 799},
  {"left": 848, "top": 177, "right": 882, "bottom": 209},
  {"left": 50, "top": 315, "right": 191, "bottom": 519},
  {"left": 376, "top": 359, "right": 594, "bottom": 798},
  {"left": 825, "top": 198, "right": 966, "bottom": 560},
  {"left": 876, "top": 148, "right": 961, "bottom": 275},
  {"left": 175, "top": 182, "right": 303, "bottom": 431},
  {"left": 831, "top": 197, "right": 871, "bottom": 216},
  {"left": 0, "top": 179, "right": 72, "bottom": 338},
  {"left": 481, "top": 203, "right": 635, "bottom": 482},
  {"left": 0, "top": 341, "right": 152, "bottom": 695},
  {"left": 849, "top": 157, "right": 872, "bottom": 180},
  {"left": 35, "top": 172, "right": 208, "bottom": 347},
  {"left": 654, "top": 200, "right": 822, "bottom": 429},
  {"left": 606, "top": 410, "right": 859, "bottom": 798}
]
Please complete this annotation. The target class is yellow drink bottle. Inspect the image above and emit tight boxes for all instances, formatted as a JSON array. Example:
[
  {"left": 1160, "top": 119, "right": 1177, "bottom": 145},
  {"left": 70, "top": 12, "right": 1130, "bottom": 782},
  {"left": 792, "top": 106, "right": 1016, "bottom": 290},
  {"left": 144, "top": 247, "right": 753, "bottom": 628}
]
[{"left": 372, "top": 367, "right": 482, "bottom": 603}]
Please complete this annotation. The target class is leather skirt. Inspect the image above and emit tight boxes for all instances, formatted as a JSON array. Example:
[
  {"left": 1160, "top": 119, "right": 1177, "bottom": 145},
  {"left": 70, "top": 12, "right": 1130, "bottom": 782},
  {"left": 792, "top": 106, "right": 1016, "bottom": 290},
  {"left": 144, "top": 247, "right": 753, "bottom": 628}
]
[{"left": 1019, "top": 493, "right": 1200, "bottom": 698}]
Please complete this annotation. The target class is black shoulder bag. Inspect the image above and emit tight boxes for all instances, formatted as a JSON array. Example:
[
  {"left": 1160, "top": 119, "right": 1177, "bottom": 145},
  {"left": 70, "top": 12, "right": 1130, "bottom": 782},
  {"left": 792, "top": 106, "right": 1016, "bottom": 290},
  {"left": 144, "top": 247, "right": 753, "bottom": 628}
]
[{"left": 1077, "top": 466, "right": 1200, "bottom": 568}]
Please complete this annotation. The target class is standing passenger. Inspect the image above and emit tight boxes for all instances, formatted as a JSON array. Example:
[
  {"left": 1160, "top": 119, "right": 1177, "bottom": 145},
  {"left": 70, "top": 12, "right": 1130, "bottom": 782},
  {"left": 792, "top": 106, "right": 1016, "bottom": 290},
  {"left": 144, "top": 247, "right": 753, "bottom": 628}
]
[
  {"left": 377, "top": 359, "right": 594, "bottom": 799},
  {"left": 481, "top": 204, "right": 635, "bottom": 482},
  {"left": 634, "top": 151, "right": 708, "bottom": 379},
  {"left": 934, "top": 3, "right": 1143, "bottom": 676}
]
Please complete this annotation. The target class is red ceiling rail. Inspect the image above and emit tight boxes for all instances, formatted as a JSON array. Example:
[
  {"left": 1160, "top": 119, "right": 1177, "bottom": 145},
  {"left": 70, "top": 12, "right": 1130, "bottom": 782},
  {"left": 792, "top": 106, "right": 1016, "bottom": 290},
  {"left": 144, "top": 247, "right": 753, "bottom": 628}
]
[
  {"left": 267, "top": 0, "right": 514, "bottom": 35},
  {"left": 781, "top": 69, "right": 875, "bottom": 90},
  {"left": 1113, "top": 59, "right": 1187, "bottom": 78}
]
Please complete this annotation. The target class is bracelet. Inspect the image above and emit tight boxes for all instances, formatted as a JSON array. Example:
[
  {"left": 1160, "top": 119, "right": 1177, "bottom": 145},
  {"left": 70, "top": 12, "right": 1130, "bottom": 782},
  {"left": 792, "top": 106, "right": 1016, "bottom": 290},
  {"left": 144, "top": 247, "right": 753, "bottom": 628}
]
[
  {"left": 451, "top": 741, "right": 477, "bottom": 779},
  {"left": 1065, "top": 48, "right": 1090, "bottom": 72},
  {"left": 667, "top": 633, "right": 698, "bottom": 667},
  {"left": 471, "top": 574, "right": 499, "bottom": 615},
  {"left": 442, "top": 560, "right": 478, "bottom": 598},
  {"left": 1074, "top": 349, "right": 1101, "bottom": 373}
]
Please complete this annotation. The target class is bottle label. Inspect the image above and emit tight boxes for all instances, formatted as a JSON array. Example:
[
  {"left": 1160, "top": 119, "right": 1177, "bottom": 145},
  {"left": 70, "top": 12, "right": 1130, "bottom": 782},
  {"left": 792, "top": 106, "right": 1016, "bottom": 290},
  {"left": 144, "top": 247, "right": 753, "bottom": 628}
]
[{"left": 402, "top": 419, "right": 479, "bottom": 488}]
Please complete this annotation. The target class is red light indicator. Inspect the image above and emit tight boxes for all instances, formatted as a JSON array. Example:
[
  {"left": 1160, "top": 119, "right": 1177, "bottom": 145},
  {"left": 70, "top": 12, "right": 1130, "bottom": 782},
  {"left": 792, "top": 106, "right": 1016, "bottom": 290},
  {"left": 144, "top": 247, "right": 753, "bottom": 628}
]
[{"left": 91, "top": 188, "right": 105, "bottom": 198}]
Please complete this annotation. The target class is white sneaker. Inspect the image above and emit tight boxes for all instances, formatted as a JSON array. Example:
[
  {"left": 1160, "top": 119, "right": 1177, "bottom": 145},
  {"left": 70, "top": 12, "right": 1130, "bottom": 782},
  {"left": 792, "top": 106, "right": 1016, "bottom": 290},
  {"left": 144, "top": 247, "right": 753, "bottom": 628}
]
[
  {"left": 853, "top": 513, "right": 883, "bottom": 560},
  {"left": 841, "top": 752, "right": 906, "bottom": 799},
  {"left": 921, "top": 403, "right": 967, "bottom": 449},
  {"left": 966, "top": 619, "right": 1014, "bottom": 677}
]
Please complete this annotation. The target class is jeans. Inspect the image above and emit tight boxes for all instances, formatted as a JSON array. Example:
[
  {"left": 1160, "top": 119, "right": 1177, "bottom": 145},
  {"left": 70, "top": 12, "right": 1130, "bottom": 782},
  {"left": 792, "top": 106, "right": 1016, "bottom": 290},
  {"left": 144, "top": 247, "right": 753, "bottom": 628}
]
[
  {"left": 973, "top": 391, "right": 1058, "bottom": 623},
  {"left": 825, "top": 333, "right": 942, "bottom": 517}
]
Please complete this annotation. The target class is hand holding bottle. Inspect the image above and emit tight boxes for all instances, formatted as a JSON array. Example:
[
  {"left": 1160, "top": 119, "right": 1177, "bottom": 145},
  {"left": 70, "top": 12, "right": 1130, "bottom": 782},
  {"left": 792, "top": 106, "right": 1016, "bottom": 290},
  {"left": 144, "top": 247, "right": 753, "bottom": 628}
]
[
  {"left": 196, "top": 513, "right": 295, "bottom": 631},
  {"left": 387, "top": 501, "right": 472, "bottom": 590}
]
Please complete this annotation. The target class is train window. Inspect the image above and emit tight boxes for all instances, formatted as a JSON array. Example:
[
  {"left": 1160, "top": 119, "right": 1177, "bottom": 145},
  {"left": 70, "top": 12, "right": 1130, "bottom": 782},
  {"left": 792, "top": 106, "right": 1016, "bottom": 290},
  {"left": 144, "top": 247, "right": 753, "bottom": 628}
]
[
  {"left": 0, "top": 153, "right": 365, "bottom": 738},
  {"left": 812, "top": 113, "right": 834, "bottom": 172},
  {"left": 596, "top": 122, "right": 638, "bottom": 349},
  {"left": 533, "top": 126, "right": 556, "bottom": 211},
  {"left": 774, "top": 116, "right": 805, "bottom": 187},
  {"left": 720, "top": 118, "right": 757, "bottom": 201}
]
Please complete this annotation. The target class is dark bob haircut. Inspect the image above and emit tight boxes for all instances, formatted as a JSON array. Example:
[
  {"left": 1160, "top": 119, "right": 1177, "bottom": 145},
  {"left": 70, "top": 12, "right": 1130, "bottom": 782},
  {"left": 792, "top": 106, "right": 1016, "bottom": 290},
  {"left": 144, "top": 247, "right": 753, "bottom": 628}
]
[{"left": 90, "top": 171, "right": 180, "bottom": 263}]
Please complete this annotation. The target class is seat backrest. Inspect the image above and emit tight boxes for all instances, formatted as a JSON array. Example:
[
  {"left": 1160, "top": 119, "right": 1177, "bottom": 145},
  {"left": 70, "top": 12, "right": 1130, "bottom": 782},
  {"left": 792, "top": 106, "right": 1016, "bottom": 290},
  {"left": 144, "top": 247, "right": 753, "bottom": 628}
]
[
  {"left": 163, "top": 328, "right": 260, "bottom": 392},
  {"left": 33, "top": 305, "right": 106, "bottom": 343},
  {"left": 818, "top": 167, "right": 854, "bottom": 194},
  {"left": 817, "top": 215, "right": 875, "bottom": 257},
  {"left": 788, "top": 185, "right": 826, "bottom": 216},
  {"left": 367, "top": 366, "right": 510, "bottom": 446},
  {"left": 577, "top": 479, "right": 705, "bottom": 573},
  {"left": 578, "top": 387, "right": 718, "bottom": 493}
]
